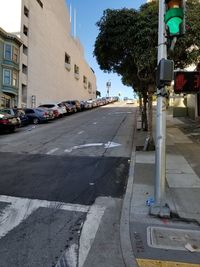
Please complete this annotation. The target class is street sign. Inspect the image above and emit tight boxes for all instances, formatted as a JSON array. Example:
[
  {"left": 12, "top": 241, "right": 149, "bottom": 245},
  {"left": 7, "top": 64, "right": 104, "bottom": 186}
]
[{"left": 174, "top": 71, "right": 200, "bottom": 94}]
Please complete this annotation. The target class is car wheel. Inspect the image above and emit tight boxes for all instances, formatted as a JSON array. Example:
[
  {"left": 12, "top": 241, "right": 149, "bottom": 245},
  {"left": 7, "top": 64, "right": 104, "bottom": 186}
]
[{"left": 33, "top": 118, "right": 39, "bottom": 124}]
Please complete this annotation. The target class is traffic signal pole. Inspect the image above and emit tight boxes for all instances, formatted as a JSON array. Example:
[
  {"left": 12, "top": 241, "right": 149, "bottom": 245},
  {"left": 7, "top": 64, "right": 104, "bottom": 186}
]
[{"left": 150, "top": 0, "right": 170, "bottom": 217}]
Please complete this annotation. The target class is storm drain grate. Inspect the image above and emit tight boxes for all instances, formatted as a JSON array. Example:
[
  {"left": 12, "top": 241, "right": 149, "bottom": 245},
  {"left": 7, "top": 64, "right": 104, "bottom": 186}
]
[{"left": 147, "top": 226, "right": 200, "bottom": 251}]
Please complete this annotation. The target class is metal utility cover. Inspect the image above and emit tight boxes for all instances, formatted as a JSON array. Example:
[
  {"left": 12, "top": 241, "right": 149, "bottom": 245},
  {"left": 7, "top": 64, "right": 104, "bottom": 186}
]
[{"left": 147, "top": 226, "right": 200, "bottom": 251}]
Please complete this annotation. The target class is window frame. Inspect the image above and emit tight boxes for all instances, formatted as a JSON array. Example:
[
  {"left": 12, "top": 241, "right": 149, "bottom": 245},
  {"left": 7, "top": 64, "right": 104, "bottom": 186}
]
[
  {"left": 65, "top": 53, "right": 71, "bottom": 64},
  {"left": 74, "top": 64, "right": 79, "bottom": 75},
  {"left": 12, "top": 46, "right": 19, "bottom": 63},
  {"left": 4, "top": 43, "right": 12, "bottom": 60},
  {"left": 3, "top": 69, "right": 11, "bottom": 86},
  {"left": 12, "top": 70, "right": 18, "bottom": 87}
]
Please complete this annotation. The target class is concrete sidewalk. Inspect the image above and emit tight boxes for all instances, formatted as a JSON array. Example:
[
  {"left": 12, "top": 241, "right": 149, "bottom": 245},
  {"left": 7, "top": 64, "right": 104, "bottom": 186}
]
[{"left": 127, "top": 111, "right": 200, "bottom": 266}]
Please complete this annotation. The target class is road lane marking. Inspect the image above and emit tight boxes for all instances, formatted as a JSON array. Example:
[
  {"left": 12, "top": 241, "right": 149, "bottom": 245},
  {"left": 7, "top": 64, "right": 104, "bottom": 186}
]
[
  {"left": 77, "top": 131, "right": 84, "bottom": 135},
  {"left": 0, "top": 195, "right": 89, "bottom": 239},
  {"left": 46, "top": 148, "right": 59, "bottom": 154},
  {"left": 56, "top": 203, "right": 105, "bottom": 267},
  {"left": 78, "top": 204, "right": 105, "bottom": 267},
  {"left": 104, "top": 141, "right": 121, "bottom": 149},
  {"left": 0, "top": 194, "right": 106, "bottom": 267},
  {"left": 64, "top": 142, "right": 121, "bottom": 153}
]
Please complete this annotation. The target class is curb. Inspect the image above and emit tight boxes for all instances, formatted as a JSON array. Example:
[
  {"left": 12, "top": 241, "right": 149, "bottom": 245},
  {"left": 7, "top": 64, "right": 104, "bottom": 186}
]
[{"left": 120, "top": 109, "right": 139, "bottom": 267}]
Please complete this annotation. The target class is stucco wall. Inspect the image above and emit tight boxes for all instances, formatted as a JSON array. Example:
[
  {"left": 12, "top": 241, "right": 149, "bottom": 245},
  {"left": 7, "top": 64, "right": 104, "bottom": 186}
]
[{"left": 26, "top": 0, "right": 96, "bottom": 106}]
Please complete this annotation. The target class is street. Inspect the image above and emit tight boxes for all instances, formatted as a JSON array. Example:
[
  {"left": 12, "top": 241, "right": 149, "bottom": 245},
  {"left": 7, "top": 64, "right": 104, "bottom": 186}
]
[{"left": 0, "top": 101, "right": 136, "bottom": 267}]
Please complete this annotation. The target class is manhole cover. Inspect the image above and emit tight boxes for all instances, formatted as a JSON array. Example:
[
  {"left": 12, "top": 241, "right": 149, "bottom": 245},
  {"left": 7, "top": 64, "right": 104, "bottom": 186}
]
[{"left": 147, "top": 226, "right": 200, "bottom": 251}]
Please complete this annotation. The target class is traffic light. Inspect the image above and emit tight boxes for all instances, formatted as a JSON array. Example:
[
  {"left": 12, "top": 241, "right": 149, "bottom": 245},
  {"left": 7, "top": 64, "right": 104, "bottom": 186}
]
[
  {"left": 164, "top": 0, "right": 185, "bottom": 37},
  {"left": 174, "top": 71, "right": 200, "bottom": 94}
]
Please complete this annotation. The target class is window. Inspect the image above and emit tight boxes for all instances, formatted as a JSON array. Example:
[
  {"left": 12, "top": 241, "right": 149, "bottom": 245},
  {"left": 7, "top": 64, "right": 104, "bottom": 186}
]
[
  {"left": 23, "top": 44, "right": 28, "bottom": 56},
  {"left": 4, "top": 44, "right": 12, "bottom": 60},
  {"left": 83, "top": 76, "right": 87, "bottom": 84},
  {"left": 24, "top": 6, "right": 29, "bottom": 17},
  {"left": 36, "top": 0, "right": 43, "bottom": 8},
  {"left": 13, "top": 47, "right": 19, "bottom": 63},
  {"left": 3, "top": 69, "right": 11, "bottom": 85},
  {"left": 23, "top": 25, "right": 28, "bottom": 36},
  {"left": 74, "top": 64, "right": 79, "bottom": 74},
  {"left": 12, "top": 71, "right": 18, "bottom": 87},
  {"left": 65, "top": 53, "right": 71, "bottom": 64},
  {"left": 22, "top": 64, "right": 28, "bottom": 74},
  {"left": 22, "top": 84, "right": 27, "bottom": 103},
  {"left": 83, "top": 76, "right": 87, "bottom": 88},
  {"left": 88, "top": 82, "right": 92, "bottom": 93},
  {"left": 65, "top": 53, "right": 71, "bottom": 71}
]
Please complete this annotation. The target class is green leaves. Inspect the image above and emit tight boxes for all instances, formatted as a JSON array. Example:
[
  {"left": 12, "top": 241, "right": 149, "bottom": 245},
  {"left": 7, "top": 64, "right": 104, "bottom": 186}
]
[{"left": 94, "top": 0, "right": 200, "bottom": 93}]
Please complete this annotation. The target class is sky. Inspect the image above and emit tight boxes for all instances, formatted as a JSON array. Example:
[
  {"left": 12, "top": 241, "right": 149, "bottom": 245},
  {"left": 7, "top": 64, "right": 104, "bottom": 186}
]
[{"left": 65, "top": 0, "right": 146, "bottom": 99}]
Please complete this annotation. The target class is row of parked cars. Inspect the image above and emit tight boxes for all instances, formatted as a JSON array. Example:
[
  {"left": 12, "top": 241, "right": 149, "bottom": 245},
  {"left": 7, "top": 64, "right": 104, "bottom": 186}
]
[{"left": 0, "top": 97, "right": 118, "bottom": 133}]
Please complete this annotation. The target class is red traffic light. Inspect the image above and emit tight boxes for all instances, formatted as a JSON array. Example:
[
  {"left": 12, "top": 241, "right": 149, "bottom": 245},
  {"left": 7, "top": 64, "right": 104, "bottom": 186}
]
[{"left": 174, "top": 71, "right": 200, "bottom": 94}]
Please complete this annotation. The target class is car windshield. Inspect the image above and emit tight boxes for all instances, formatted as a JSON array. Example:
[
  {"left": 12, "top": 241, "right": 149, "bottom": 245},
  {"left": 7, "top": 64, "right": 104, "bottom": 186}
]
[{"left": 39, "top": 104, "right": 54, "bottom": 108}]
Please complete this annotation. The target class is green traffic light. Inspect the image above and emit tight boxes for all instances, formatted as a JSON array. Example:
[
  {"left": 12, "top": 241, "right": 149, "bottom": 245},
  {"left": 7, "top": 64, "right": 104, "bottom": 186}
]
[
  {"left": 164, "top": 8, "right": 184, "bottom": 35},
  {"left": 167, "top": 17, "right": 182, "bottom": 34}
]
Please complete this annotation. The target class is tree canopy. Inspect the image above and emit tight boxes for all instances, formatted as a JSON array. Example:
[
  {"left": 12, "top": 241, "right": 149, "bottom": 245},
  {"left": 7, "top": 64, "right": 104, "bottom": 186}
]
[{"left": 94, "top": 0, "right": 200, "bottom": 93}]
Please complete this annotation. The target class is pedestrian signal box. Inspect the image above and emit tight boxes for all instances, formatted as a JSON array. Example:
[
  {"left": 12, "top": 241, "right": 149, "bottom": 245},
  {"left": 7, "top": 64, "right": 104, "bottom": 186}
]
[{"left": 174, "top": 71, "right": 200, "bottom": 94}]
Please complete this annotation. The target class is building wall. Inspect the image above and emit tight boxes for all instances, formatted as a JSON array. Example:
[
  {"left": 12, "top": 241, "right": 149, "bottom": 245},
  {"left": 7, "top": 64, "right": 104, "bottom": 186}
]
[
  {"left": 187, "top": 94, "right": 197, "bottom": 119},
  {"left": 0, "top": 28, "right": 21, "bottom": 108},
  {"left": 0, "top": 0, "right": 97, "bottom": 107}
]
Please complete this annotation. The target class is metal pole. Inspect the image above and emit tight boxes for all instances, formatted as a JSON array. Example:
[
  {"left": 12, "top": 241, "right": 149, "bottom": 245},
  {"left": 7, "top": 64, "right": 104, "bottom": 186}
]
[{"left": 155, "top": 0, "right": 167, "bottom": 205}]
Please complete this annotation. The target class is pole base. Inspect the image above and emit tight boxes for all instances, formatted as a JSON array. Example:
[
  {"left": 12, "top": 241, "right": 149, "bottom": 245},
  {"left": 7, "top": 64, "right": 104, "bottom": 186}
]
[{"left": 149, "top": 203, "right": 171, "bottom": 218}]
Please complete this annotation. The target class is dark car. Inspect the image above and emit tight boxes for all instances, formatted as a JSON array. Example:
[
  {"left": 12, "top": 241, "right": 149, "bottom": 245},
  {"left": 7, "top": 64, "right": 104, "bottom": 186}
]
[
  {"left": 66, "top": 100, "right": 81, "bottom": 112},
  {"left": 23, "top": 108, "right": 53, "bottom": 124},
  {"left": 61, "top": 101, "right": 77, "bottom": 113},
  {"left": 0, "top": 108, "right": 21, "bottom": 127},
  {"left": 13, "top": 108, "right": 29, "bottom": 126},
  {"left": 0, "top": 111, "right": 19, "bottom": 133}
]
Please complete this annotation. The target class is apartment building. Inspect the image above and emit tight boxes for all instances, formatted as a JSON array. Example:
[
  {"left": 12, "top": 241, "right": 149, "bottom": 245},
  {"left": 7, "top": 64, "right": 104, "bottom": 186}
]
[
  {"left": 0, "top": 0, "right": 97, "bottom": 108},
  {"left": 0, "top": 27, "right": 22, "bottom": 108}
]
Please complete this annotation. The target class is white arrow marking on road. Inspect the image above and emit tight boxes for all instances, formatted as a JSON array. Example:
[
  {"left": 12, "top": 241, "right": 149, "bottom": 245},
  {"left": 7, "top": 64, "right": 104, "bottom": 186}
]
[
  {"left": 46, "top": 148, "right": 59, "bottom": 155},
  {"left": 104, "top": 141, "right": 121, "bottom": 149},
  {"left": 64, "top": 142, "right": 121, "bottom": 153},
  {"left": 77, "top": 131, "right": 84, "bottom": 135}
]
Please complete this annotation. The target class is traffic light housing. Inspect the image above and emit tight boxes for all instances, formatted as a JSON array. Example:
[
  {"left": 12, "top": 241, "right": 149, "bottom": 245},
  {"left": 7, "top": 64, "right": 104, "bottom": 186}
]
[
  {"left": 174, "top": 71, "right": 200, "bottom": 94},
  {"left": 164, "top": 0, "right": 185, "bottom": 37}
]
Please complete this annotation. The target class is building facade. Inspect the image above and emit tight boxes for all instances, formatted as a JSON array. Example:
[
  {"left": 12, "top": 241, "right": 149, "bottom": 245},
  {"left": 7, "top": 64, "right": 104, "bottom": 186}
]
[
  {"left": 0, "top": 27, "right": 22, "bottom": 108},
  {"left": 0, "top": 0, "right": 97, "bottom": 108}
]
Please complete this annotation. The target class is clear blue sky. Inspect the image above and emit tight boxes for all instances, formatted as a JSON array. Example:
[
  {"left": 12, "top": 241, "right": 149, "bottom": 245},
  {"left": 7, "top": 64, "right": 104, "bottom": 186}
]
[{"left": 66, "top": 0, "right": 146, "bottom": 99}]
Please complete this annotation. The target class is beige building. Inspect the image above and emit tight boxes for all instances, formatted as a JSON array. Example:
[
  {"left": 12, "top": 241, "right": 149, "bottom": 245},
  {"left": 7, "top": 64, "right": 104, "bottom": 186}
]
[{"left": 0, "top": 0, "right": 97, "bottom": 107}]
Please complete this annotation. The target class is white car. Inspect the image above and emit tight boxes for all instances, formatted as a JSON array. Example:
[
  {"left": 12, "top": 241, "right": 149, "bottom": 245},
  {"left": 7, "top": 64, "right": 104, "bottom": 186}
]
[{"left": 38, "top": 103, "right": 67, "bottom": 118}]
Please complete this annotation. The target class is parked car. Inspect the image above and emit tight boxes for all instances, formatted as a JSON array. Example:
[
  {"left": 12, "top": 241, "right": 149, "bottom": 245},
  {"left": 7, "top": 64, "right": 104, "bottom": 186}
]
[
  {"left": 66, "top": 100, "right": 81, "bottom": 112},
  {"left": 0, "top": 111, "right": 19, "bottom": 133},
  {"left": 23, "top": 108, "right": 53, "bottom": 124},
  {"left": 60, "top": 101, "right": 76, "bottom": 114},
  {"left": 84, "top": 100, "right": 93, "bottom": 109},
  {"left": 13, "top": 108, "right": 29, "bottom": 126},
  {"left": 38, "top": 103, "right": 66, "bottom": 118},
  {"left": 0, "top": 108, "right": 21, "bottom": 127}
]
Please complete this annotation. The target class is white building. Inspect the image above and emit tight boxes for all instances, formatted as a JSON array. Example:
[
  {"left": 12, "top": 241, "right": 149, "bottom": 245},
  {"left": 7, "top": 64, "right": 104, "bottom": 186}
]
[{"left": 0, "top": 0, "right": 97, "bottom": 107}]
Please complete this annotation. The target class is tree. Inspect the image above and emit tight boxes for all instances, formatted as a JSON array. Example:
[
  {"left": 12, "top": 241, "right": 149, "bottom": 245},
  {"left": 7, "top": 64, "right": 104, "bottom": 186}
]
[{"left": 94, "top": 0, "right": 200, "bottom": 149}]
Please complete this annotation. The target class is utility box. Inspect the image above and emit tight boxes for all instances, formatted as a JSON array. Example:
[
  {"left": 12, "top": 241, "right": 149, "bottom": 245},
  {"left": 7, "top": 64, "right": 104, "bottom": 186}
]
[{"left": 156, "top": 58, "right": 174, "bottom": 88}]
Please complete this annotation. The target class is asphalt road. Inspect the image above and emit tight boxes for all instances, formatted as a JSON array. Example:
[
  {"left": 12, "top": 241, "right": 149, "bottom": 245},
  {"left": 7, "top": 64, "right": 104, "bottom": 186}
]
[{"left": 0, "top": 101, "right": 137, "bottom": 267}]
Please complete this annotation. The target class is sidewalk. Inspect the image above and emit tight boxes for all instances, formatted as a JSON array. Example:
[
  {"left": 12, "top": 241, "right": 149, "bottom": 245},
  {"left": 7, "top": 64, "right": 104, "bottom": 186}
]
[{"left": 126, "top": 109, "right": 200, "bottom": 266}]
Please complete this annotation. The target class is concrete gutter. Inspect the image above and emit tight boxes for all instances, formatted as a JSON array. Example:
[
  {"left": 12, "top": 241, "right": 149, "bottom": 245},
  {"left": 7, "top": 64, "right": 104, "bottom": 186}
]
[{"left": 120, "top": 109, "right": 139, "bottom": 267}]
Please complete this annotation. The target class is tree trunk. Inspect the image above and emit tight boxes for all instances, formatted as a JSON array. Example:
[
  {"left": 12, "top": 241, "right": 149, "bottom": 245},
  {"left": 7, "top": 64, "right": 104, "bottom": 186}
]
[
  {"left": 142, "top": 91, "right": 148, "bottom": 131},
  {"left": 143, "top": 86, "right": 155, "bottom": 151}
]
